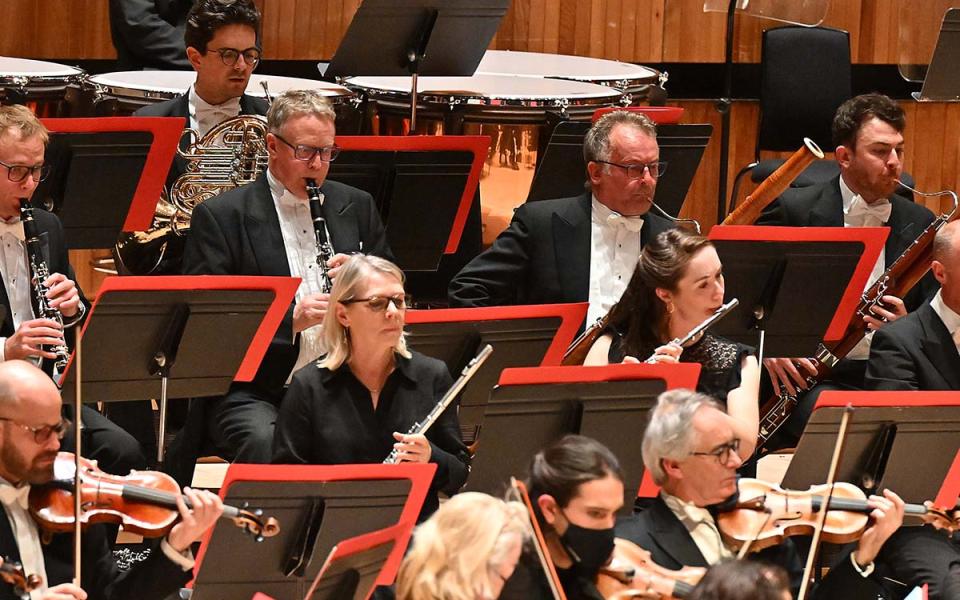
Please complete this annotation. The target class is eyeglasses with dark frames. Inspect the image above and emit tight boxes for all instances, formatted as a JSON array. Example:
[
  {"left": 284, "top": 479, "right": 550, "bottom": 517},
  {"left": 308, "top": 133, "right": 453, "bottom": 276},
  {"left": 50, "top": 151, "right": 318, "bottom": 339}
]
[
  {"left": 689, "top": 438, "right": 740, "bottom": 465},
  {"left": 340, "top": 294, "right": 412, "bottom": 312},
  {"left": 0, "top": 160, "right": 50, "bottom": 183},
  {"left": 0, "top": 417, "right": 71, "bottom": 443},
  {"left": 207, "top": 46, "right": 261, "bottom": 67},
  {"left": 273, "top": 133, "right": 341, "bottom": 163},
  {"left": 594, "top": 160, "right": 667, "bottom": 179}
]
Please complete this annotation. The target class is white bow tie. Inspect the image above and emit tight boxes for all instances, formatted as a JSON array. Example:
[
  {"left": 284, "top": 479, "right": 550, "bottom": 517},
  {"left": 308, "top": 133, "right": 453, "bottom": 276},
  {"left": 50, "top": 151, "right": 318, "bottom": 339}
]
[
  {"left": 847, "top": 196, "right": 892, "bottom": 225},
  {"left": 195, "top": 98, "right": 242, "bottom": 132},
  {"left": 0, "top": 484, "right": 30, "bottom": 510},
  {"left": 607, "top": 212, "right": 645, "bottom": 233},
  {"left": 0, "top": 219, "right": 24, "bottom": 242}
]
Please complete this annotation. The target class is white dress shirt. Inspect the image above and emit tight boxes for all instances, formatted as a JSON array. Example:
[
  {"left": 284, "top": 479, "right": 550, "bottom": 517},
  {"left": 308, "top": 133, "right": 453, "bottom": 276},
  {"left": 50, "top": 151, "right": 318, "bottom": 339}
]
[
  {"left": 930, "top": 290, "right": 960, "bottom": 353},
  {"left": 840, "top": 175, "right": 890, "bottom": 360},
  {"left": 266, "top": 169, "right": 332, "bottom": 377},
  {"left": 661, "top": 492, "right": 733, "bottom": 565},
  {"left": 188, "top": 87, "right": 242, "bottom": 140},
  {"left": 587, "top": 197, "right": 644, "bottom": 325},
  {"left": 0, "top": 219, "right": 35, "bottom": 364},
  {"left": 0, "top": 477, "right": 47, "bottom": 599}
]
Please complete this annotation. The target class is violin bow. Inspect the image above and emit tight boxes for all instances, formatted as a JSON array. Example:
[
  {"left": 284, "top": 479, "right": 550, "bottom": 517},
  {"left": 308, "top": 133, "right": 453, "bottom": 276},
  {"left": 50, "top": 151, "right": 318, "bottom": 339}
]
[
  {"left": 510, "top": 478, "right": 568, "bottom": 600},
  {"left": 797, "top": 404, "right": 854, "bottom": 600}
]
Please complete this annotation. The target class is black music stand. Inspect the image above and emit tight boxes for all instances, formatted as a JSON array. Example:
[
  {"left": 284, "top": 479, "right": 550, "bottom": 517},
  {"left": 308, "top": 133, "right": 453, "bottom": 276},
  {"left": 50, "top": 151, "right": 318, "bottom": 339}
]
[
  {"left": 190, "top": 463, "right": 435, "bottom": 600},
  {"left": 526, "top": 123, "right": 713, "bottom": 219},
  {"left": 464, "top": 363, "right": 701, "bottom": 510},
  {"left": 60, "top": 276, "right": 299, "bottom": 462},
  {"left": 706, "top": 226, "right": 888, "bottom": 358},
  {"left": 331, "top": 135, "right": 489, "bottom": 303},
  {"left": 36, "top": 117, "right": 184, "bottom": 248},
  {"left": 781, "top": 391, "right": 960, "bottom": 506},
  {"left": 302, "top": 522, "right": 408, "bottom": 600},
  {"left": 405, "top": 303, "right": 586, "bottom": 445},
  {"left": 325, "top": 0, "right": 509, "bottom": 130}
]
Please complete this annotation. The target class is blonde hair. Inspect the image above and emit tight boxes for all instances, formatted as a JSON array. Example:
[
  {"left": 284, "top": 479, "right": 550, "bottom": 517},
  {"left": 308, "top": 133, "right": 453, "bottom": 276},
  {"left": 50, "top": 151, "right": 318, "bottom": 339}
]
[
  {"left": 318, "top": 254, "right": 411, "bottom": 370},
  {"left": 266, "top": 89, "right": 336, "bottom": 133},
  {"left": 0, "top": 105, "right": 49, "bottom": 145},
  {"left": 396, "top": 493, "right": 531, "bottom": 600}
]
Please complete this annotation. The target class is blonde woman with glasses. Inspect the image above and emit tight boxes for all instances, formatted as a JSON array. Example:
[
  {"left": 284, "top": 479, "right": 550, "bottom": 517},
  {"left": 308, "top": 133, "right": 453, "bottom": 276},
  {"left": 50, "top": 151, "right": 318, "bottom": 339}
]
[{"left": 272, "top": 255, "right": 470, "bottom": 520}]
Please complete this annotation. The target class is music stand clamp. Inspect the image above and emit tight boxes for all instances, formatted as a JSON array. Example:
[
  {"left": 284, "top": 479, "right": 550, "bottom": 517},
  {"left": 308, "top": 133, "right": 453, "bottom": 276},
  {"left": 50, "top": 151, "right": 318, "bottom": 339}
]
[{"left": 324, "top": 0, "right": 510, "bottom": 132}]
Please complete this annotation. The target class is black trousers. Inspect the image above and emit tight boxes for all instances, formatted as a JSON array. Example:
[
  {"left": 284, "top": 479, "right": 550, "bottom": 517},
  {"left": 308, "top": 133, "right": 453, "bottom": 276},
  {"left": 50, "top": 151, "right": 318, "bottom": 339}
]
[
  {"left": 61, "top": 404, "right": 149, "bottom": 476},
  {"left": 877, "top": 525, "right": 960, "bottom": 599}
]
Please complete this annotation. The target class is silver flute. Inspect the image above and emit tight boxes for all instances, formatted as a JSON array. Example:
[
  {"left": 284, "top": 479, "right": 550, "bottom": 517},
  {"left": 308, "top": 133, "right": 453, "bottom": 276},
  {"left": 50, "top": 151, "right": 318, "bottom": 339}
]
[{"left": 645, "top": 298, "right": 739, "bottom": 363}]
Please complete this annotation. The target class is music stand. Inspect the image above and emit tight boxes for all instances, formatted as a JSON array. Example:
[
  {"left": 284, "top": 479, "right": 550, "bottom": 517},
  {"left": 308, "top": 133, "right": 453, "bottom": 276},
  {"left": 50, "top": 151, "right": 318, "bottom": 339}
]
[
  {"left": 526, "top": 122, "right": 713, "bottom": 220},
  {"left": 331, "top": 135, "right": 488, "bottom": 303},
  {"left": 303, "top": 522, "right": 410, "bottom": 600},
  {"left": 36, "top": 117, "right": 184, "bottom": 248},
  {"left": 60, "top": 275, "right": 299, "bottom": 462},
  {"left": 325, "top": 0, "right": 510, "bottom": 130},
  {"left": 190, "top": 463, "right": 435, "bottom": 600},
  {"left": 782, "top": 391, "right": 960, "bottom": 506},
  {"left": 916, "top": 8, "right": 960, "bottom": 101},
  {"left": 706, "top": 226, "right": 888, "bottom": 358},
  {"left": 464, "top": 363, "right": 701, "bottom": 510},
  {"left": 405, "top": 303, "right": 586, "bottom": 445}
]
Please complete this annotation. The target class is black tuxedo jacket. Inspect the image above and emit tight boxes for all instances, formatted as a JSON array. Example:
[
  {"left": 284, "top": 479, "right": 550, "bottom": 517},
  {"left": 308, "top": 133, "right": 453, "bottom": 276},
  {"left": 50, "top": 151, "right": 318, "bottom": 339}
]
[
  {"left": 133, "top": 93, "right": 270, "bottom": 189},
  {"left": 865, "top": 301, "right": 960, "bottom": 390},
  {"left": 615, "top": 495, "right": 886, "bottom": 599},
  {"left": 756, "top": 176, "right": 939, "bottom": 311},
  {"left": 108, "top": 0, "right": 193, "bottom": 71},
  {"left": 447, "top": 192, "right": 673, "bottom": 307},
  {"left": 0, "top": 505, "right": 188, "bottom": 600},
  {"left": 181, "top": 174, "right": 391, "bottom": 397}
]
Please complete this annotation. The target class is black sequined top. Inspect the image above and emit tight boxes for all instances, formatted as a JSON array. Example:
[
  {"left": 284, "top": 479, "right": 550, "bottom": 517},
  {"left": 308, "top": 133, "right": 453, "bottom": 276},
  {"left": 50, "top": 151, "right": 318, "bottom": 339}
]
[{"left": 606, "top": 329, "right": 753, "bottom": 403}]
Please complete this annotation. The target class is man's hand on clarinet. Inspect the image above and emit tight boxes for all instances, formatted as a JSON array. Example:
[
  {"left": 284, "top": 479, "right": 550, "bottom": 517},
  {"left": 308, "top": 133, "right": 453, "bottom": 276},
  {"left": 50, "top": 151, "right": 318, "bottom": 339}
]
[
  {"left": 5, "top": 318, "right": 64, "bottom": 361},
  {"left": 43, "top": 273, "right": 80, "bottom": 318}
]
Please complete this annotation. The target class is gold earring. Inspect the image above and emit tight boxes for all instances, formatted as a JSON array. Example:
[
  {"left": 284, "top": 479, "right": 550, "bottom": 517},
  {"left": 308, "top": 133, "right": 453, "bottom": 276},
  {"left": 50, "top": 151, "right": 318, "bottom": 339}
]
[{"left": 666, "top": 301, "right": 675, "bottom": 315}]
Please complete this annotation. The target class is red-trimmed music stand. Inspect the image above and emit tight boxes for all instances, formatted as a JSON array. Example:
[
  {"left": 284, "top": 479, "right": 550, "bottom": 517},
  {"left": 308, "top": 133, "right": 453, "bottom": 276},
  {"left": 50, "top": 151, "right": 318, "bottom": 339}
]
[
  {"left": 190, "top": 463, "right": 435, "bottom": 600},
  {"left": 465, "top": 363, "right": 701, "bottom": 510},
  {"left": 405, "top": 303, "right": 587, "bottom": 445},
  {"left": 708, "top": 226, "right": 888, "bottom": 356},
  {"left": 591, "top": 106, "right": 685, "bottom": 124},
  {"left": 59, "top": 275, "right": 299, "bottom": 462},
  {"left": 782, "top": 391, "right": 960, "bottom": 506},
  {"left": 303, "top": 522, "right": 411, "bottom": 600},
  {"left": 38, "top": 117, "right": 184, "bottom": 248}
]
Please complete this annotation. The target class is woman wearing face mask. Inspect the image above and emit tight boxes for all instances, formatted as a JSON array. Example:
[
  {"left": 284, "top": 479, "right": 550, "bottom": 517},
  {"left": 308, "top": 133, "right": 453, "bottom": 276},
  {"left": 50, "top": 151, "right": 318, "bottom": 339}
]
[
  {"left": 272, "top": 255, "right": 470, "bottom": 520},
  {"left": 499, "top": 434, "right": 625, "bottom": 600},
  {"left": 584, "top": 229, "right": 759, "bottom": 459},
  {"left": 396, "top": 492, "right": 531, "bottom": 600}
]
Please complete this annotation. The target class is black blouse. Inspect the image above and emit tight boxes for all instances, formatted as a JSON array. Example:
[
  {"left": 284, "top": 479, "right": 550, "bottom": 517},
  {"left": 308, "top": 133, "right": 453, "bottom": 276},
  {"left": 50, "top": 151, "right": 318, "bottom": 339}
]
[
  {"left": 272, "top": 350, "right": 471, "bottom": 519},
  {"left": 606, "top": 330, "right": 753, "bottom": 403}
]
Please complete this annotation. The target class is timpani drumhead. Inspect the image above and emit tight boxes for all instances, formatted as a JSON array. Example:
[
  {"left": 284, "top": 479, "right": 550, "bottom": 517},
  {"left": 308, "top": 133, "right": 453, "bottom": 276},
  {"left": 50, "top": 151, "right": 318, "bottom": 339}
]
[
  {"left": 475, "top": 50, "right": 660, "bottom": 103},
  {"left": 0, "top": 56, "right": 85, "bottom": 117},
  {"left": 0, "top": 56, "right": 84, "bottom": 79},
  {"left": 89, "top": 71, "right": 353, "bottom": 103}
]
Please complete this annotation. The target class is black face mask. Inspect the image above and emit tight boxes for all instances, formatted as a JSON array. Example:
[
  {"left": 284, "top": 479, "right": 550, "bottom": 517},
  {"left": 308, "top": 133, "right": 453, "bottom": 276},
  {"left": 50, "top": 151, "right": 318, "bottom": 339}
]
[{"left": 557, "top": 511, "right": 616, "bottom": 576}]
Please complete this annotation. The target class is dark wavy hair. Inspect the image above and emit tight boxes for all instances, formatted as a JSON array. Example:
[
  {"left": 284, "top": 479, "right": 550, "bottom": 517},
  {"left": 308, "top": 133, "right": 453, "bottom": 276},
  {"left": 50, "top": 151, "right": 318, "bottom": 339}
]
[
  {"left": 607, "top": 228, "right": 713, "bottom": 359},
  {"left": 527, "top": 435, "right": 623, "bottom": 519},
  {"left": 185, "top": 0, "right": 261, "bottom": 53},
  {"left": 688, "top": 560, "right": 790, "bottom": 600},
  {"left": 831, "top": 93, "right": 905, "bottom": 149}
]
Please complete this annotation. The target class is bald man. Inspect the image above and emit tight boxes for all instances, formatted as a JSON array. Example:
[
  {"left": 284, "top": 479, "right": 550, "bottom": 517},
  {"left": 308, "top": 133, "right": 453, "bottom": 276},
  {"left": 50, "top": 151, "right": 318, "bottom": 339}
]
[
  {"left": 0, "top": 360, "right": 223, "bottom": 600},
  {"left": 865, "top": 220, "right": 960, "bottom": 390}
]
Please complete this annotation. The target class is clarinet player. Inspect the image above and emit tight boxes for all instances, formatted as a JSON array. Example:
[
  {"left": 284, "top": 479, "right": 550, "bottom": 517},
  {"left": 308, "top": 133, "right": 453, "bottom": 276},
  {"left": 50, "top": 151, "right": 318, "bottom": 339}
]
[
  {"left": 0, "top": 105, "right": 146, "bottom": 478},
  {"left": 272, "top": 255, "right": 470, "bottom": 520}
]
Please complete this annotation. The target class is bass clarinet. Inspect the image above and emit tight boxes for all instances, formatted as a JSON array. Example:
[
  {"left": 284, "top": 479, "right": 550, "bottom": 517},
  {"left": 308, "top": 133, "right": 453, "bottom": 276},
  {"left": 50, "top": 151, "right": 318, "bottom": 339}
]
[
  {"left": 384, "top": 344, "right": 494, "bottom": 464},
  {"left": 305, "top": 178, "right": 335, "bottom": 293},
  {"left": 19, "top": 200, "right": 70, "bottom": 373}
]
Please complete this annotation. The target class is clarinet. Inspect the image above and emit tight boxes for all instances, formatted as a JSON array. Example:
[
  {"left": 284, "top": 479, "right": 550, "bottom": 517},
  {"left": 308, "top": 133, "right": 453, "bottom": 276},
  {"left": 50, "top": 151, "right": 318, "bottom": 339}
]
[
  {"left": 305, "top": 178, "right": 335, "bottom": 293},
  {"left": 384, "top": 344, "right": 494, "bottom": 464},
  {"left": 19, "top": 200, "right": 70, "bottom": 372}
]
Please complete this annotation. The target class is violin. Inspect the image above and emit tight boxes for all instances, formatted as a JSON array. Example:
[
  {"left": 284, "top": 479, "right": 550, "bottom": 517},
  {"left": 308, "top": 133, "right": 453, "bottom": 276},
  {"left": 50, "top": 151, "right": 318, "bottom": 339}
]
[
  {"left": 596, "top": 539, "right": 704, "bottom": 600},
  {"left": 0, "top": 556, "right": 42, "bottom": 600},
  {"left": 716, "top": 478, "right": 957, "bottom": 552},
  {"left": 28, "top": 453, "right": 280, "bottom": 541}
]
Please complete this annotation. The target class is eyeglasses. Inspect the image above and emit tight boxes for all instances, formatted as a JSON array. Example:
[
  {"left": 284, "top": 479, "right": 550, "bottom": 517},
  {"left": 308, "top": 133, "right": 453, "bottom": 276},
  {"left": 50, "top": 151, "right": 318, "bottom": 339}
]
[
  {"left": 273, "top": 133, "right": 341, "bottom": 163},
  {"left": 341, "top": 294, "right": 412, "bottom": 312},
  {"left": 0, "top": 417, "right": 70, "bottom": 443},
  {"left": 0, "top": 160, "right": 50, "bottom": 183},
  {"left": 207, "top": 46, "right": 261, "bottom": 67},
  {"left": 594, "top": 160, "right": 667, "bottom": 179},
  {"left": 689, "top": 439, "right": 740, "bottom": 465}
]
